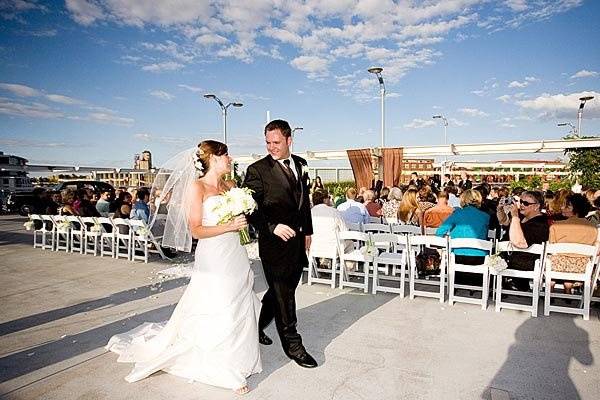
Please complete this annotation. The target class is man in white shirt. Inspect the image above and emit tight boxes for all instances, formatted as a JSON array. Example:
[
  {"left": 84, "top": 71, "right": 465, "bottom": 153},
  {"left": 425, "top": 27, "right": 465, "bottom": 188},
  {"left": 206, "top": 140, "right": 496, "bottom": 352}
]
[{"left": 337, "top": 187, "right": 369, "bottom": 224}]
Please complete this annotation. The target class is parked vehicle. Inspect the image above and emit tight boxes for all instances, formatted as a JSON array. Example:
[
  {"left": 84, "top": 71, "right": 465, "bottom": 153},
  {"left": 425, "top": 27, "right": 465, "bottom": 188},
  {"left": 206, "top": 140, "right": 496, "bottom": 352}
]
[{"left": 6, "top": 180, "right": 115, "bottom": 216}]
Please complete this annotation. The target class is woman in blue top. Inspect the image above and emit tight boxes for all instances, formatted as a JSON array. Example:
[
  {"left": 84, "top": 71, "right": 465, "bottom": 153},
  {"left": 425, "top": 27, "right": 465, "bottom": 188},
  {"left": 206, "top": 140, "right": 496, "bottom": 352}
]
[{"left": 436, "top": 189, "right": 490, "bottom": 285}]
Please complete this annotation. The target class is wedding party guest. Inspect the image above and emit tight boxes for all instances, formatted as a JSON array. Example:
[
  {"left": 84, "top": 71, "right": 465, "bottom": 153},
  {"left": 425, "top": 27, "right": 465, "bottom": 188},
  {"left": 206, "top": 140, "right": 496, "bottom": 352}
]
[
  {"left": 381, "top": 187, "right": 402, "bottom": 221},
  {"left": 409, "top": 172, "right": 424, "bottom": 189},
  {"left": 59, "top": 189, "right": 78, "bottom": 216},
  {"left": 475, "top": 184, "right": 500, "bottom": 236},
  {"left": 422, "top": 192, "right": 454, "bottom": 229},
  {"left": 501, "top": 191, "right": 549, "bottom": 291},
  {"left": 586, "top": 196, "right": 600, "bottom": 226},
  {"left": 310, "top": 176, "right": 324, "bottom": 193},
  {"left": 310, "top": 189, "right": 349, "bottom": 267},
  {"left": 131, "top": 187, "right": 151, "bottom": 223},
  {"left": 378, "top": 186, "right": 390, "bottom": 204},
  {"left": 364, "top": 189, "right": 382, "bottom": 217},
  {"left": 96, "top": 190, "right": 112, "bottom": 216},
  {"left": 337, "top": 187, "right": 369, "bottom": 224},
  {"left": 549, "top": 193, "right": 599, "bottom": 295},
  {"left": 398, "top": 188, "right": 421, "bottom": 225},
  {"left": 547, "top": 188, "right": 571, "bottom": 224},
  {"left": 436, "top": 189, "right": 490, "bottom": 284},
  {"left": 78, "top": 189, "right": 101, "bottom": 218},
  {"left": 458, "top": 171, "right": 472, "bottom": 192},
  {"left": 417, "top": 185, "right": 436, "bottom": 213},
  {"left": 441, "top": 174, "right": 452, "bottom": 188},
  {"left": 444, "top": 184, "right": 461, "bottom": 208}
]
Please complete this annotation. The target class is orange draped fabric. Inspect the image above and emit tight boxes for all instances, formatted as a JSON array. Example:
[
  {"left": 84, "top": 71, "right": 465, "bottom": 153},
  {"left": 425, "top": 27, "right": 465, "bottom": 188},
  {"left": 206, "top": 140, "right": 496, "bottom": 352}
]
[
  {"left": 382, "top": 147, "right": 404, "bottom": 187},
  {"left": 347, "top": 149, "right": 373, "bottom": 189}
]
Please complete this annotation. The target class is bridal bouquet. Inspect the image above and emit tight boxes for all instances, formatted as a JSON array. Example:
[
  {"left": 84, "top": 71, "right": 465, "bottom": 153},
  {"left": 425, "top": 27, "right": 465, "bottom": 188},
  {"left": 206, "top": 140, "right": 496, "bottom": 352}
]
[
  {"left": 213, "top": 187, "right": 257, "bottom": 245},
  {"left": 487, "top": 254, "right": 508, "bottom": 274}
]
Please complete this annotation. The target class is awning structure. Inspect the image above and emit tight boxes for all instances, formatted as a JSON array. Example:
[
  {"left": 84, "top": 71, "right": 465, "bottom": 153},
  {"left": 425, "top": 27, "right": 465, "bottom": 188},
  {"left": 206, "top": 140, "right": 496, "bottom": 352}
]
[{"left": 233, "top": 138, "right": 600, "bottom": 164}]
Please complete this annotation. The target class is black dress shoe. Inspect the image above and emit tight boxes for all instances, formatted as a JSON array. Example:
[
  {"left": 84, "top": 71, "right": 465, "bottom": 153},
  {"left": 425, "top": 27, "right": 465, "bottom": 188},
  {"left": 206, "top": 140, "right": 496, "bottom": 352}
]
[
  {"left": 259, "top": 331, "right": 273, "bottom": 345},
  {"left": 288, "top": 351, "right": 318, "bottom": 368}
]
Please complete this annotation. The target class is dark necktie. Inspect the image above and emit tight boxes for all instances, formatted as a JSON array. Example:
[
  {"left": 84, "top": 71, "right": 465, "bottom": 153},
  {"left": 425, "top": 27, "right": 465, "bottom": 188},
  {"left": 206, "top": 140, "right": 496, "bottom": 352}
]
[{"left": 283, "top": 159, "right": 297, "bottom": 186}]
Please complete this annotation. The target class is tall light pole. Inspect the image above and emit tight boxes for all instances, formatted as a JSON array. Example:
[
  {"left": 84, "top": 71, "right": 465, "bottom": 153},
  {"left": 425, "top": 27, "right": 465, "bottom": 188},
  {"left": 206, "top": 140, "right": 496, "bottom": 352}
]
[
  {"left": 291, "top": 127, "right": 303, "bottom": 153},
  {"left": 203, "top": 94, "right": 243, "bottom": 145},
  {"left": 557, "top": 122, "right": 576, "bottom": 137},
  {"left": 577, "top": 95, "right": 594, "bottom": 137},
  {"left": 433, "top": 115, "right": 448, "bottom": 177},
  {"left": 368, "top": 67, "right": 386, "bottom": 148}
]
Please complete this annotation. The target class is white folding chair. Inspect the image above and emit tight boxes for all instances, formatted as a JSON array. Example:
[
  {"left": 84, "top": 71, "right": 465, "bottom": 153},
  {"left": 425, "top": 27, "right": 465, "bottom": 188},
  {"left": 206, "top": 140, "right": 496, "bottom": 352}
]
[
  {"left": 129, "top": 219, "right": 168, "bottom": 263},
  {"left": 65, "top": 215, "right": 85, "bottom": 254},
  {"left": 346, "top": 222, "right": 362, "bottom": 232},
  {"left": 543, "top": 242, "right": 599, "bottom": 320},
  {"left": 308, "top": 243, "right": 339, "bottom": 288},
  {"left": 368, "top": 216, "right": 382, "bottom": 223},
  {"left": 448, "top": 238, "right": 493, "bottom": 310},
  {"left": 40, "top": 214, "right": 56, "bottom": 250},
  {"left": 29, "top": 214, "right": 45, "bottom": 249},
  {"left": 391, "top": 224, "right": 421, "bottom": 236},
  {"left": 492, "top": 242, "right": 545, "bottom": 317},
  {"left": 81, "top": 216, "right": 101, "bottom": 256},
  {"left": 336, "top": 230, "right": 373, "bottom": 293},
  {"left": 112, "top": 218, "right": 132, "bottom": 260},
  {"left": 99, "top": 217, "right": 117, "bottom": 258},
  {"left": 52, "top": 215, "right": 70, "bottom": 252},
  {"left": 363, "top": 223, "right": 391, "bottom": 233},
  {"left": 423, "top": 227, "right": 438, "bottom": 235},
  {"left": 409, "top": 235, "right": 449, "bottom": 303},
  {"left": 371, "top": 233, "right": 410, "bottom": 296}
]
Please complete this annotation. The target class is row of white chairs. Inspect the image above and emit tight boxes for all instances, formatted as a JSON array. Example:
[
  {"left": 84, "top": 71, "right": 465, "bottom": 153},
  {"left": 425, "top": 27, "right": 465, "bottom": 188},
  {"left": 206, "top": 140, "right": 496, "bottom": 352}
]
[
  {"left": 308, "top": 230, "right": 600, "bottom": 320},
  {"left": 28, "top": 214, "right": 168, "bottom": 263}
]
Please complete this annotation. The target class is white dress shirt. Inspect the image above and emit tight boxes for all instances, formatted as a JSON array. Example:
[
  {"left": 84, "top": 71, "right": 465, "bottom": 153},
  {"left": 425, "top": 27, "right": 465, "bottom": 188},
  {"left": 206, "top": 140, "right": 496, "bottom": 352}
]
[
  {"left": 277, "top": 157, "right": 298, "bottom": 180},
  {"left": 310, "top": 203, "right": 351, "bottom": 255}
]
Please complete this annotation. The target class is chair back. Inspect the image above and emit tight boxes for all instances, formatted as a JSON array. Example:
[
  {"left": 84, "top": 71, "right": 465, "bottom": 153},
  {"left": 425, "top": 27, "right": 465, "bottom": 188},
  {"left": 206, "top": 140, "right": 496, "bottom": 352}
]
[
  {"left": 336, "top": 230, "right": 370, "bottom": 251},
  {"left": 449, "top": 238, "right": 493, "bottom": 253},
  {"left": 382, "top": 216, "right": 398, "bottom": 225},
  {"left": 423, "top": 227, "right": 437, "bottom": 235},
  {"left": 496, "top": 241, "right": 544, "bottom": 256},
  {"left": 65, "top": 215, "right": 84, "bottom": 231},
  {"left": 128, "top": 218, "right": 150, "bottom": 236},
  {"left": 371, "top": 233, "right": 397, "bottom": 252},
  {"left": 544, "top": 242, "right": 599, "bottom": 275},
  {"left": 363, "top": 223, "right": 391, "bottom": 233},
  {"left": 112, "top": 218, "right": 131, "bottom": 235},
  {"left": 391, "top": 224, "right": 421, "bottom": 235},
  {"left": 410, "top": 234, "right": 448, "bottom": 249},
  {"left": 368, "top": 216, "right": 382, "bottom": 223},
  {"left": 346, "top": 222, "right": 362, "bottom": 232}
]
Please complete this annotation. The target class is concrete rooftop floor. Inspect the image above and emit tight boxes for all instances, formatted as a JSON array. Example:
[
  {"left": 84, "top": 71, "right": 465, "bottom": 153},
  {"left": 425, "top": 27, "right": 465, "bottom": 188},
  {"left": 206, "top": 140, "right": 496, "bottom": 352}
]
[{"left": 1, "top": 214, "right": 599, "bottom": 400}]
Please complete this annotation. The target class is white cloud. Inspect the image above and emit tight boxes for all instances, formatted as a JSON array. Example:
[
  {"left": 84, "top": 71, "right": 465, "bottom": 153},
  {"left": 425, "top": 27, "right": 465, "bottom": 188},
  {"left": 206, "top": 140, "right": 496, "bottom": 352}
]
[
  {"left": 448, "top": 117, "right": 468, "bottom": 127},
  {"left": 290, "top": 55, "right": 330, "bottom": 77},
  {"left": 0, "top": 83, "right": 41, "bottom": 97},
  {"left": 82, "top": 112, "right": 135, "bottom": 126},
  {"left": 496, "top": 94, "right": 512, "bottom": 103},
  {"left": 150, "top": 90, "right": 175, "bottom": 101},
  {"left": 570, "top": 70, "right": 598, "bottom": 79},
  {"left": 178, "top": 84, "right": 203, "bottom": 93},
  {"left": 65, "top": 0, "right": 105, "bottom": 26},
  {"left": 45, "top": 94, "right": 84, "bottom": 105},
  {"left": 142, "top": 61, "right": 184, "bottom": 73},
  {"left": 508, "top": 80, "right": 527, "bottom": 88},
  {"left": 501, "top": 123, "right": 516, "bottom": 128},
  {"left": 525, "top": 76, "right": 539, "bottom": 82},
  {"left": 516, "top": 91, "right": 600, "bottom": 119},
  {"left": 458, "top": 107, "right": 489, "bottom": 117},
  {"left": 0, "top": 97, "right": 63, "bottom": 118},
  {"left": 195, "top": 33, "right": 229, "bottom": 46},
  {"left": 404, "top": 118, "right": 435, "bottom": 129}
]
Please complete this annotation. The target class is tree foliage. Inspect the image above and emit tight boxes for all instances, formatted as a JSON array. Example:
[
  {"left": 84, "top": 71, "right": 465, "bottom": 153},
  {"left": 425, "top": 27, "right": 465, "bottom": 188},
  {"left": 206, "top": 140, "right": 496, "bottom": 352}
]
[{"left": 564, "top": 135, "right": 600, "bottom": 188}]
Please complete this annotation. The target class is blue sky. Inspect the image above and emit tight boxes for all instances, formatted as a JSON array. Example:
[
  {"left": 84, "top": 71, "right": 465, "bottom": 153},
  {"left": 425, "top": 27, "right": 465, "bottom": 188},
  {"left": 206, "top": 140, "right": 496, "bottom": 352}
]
[{"left": 0, "top": 0, "right": 599, "bottom": 168}]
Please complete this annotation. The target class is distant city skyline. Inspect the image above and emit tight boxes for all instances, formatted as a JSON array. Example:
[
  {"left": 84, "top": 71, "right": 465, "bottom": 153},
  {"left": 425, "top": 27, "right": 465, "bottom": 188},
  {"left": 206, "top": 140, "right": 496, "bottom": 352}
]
[{"left": 0, "top": 0, "right": 599, "bottom": 168}]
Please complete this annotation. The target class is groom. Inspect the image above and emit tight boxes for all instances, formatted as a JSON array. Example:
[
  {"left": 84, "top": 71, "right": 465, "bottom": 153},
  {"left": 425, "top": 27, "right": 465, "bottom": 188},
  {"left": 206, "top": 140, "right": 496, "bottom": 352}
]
[{"left": 243, "top": 119, "right": 317, "bottom": 368}]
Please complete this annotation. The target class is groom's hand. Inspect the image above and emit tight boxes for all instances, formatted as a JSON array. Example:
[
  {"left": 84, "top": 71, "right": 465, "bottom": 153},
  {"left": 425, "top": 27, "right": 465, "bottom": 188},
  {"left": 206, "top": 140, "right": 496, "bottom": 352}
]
[
  {"left": 273, "top": 224, "right": 296, "bottom": 241},
  {"left": 305, "top": 235, "right": 312, "bottom": 251}
]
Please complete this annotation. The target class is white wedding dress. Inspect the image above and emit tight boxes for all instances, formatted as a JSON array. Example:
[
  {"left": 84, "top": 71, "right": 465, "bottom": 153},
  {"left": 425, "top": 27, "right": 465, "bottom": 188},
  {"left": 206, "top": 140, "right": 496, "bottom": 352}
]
[{"left": 106, "top": 195, "right": 262, "bottom": 390}]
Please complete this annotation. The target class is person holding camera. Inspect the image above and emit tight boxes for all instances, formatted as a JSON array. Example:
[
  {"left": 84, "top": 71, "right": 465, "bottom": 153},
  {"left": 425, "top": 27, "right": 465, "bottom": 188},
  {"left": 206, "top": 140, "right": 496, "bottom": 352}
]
[{"left": 497, "top": 190, "right": 549, "bottom": 291}]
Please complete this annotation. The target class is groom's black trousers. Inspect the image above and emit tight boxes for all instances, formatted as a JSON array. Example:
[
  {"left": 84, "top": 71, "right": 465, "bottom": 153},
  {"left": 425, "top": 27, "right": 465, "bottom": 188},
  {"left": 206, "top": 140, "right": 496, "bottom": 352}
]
[{"left": 259, "top": 237, "right": 306, "bottom": 357}]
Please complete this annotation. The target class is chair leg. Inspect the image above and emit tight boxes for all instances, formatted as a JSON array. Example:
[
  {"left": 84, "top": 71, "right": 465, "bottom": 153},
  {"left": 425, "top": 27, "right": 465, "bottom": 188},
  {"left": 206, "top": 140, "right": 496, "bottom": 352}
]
[
  {"left": 399, "top": 264, "right": 405, "bottom": 298},
  {"left": 482, "top": 271, "right": 489, "bottom": 310},
  {"left": 371, "top": 262, "right": 378, "bottom": 294},
  {"left": 330, "top": 259, "right": 336, "bottom": 289},
  {"left": 495, "top": 274, "right": 502, "bottom": 312},
  {"left": 544, "top": 272, "right": 551, "bottom": 316},
  {"left": 409, "top": 260, "right": 415, "bottom": 300},
  {"left": 584, "top": 280, "right": 591, "bottom": 321},
  {"left": 532, "top": 278, "right": 540, "bottom": 318},
  {"left": 448, "top": 267, "right": 455, "bottom": 306}
]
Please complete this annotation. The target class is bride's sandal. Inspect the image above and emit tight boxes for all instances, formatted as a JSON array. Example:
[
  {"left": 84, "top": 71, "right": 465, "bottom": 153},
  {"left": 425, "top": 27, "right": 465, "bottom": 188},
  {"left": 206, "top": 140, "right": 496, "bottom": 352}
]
[{"left": 234, "top": 385, "right": 250, "bottom": 395}]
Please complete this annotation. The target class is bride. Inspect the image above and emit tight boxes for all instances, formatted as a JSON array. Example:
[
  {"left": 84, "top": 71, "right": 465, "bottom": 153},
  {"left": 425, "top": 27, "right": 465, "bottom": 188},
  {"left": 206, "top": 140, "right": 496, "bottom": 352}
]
[{"left": 106, "top": 140, "right": 262, "bottom": 395}]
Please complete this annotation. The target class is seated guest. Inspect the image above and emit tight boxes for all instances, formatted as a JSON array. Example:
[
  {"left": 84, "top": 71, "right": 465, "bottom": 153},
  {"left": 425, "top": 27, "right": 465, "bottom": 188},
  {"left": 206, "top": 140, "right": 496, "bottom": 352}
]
[
  {"left": 96, "top": 190, "right": 112, "bottom": 217},
  {"left": 113, "top": 191, "right": 133, "bottom": 219},
  {"left": 586, "top": 196, "right": 600, "bottom": 226},
  {"left": 78, "top": 189, "right": 100, "bottom": 217},
  {"left": 364, "top": 189, "right": 382, "bottom": 217},
  {"left": 337, "top": 187, "right": 369, "bottom": 224},
  {"left": 59, "top": 189, "right": 78, "bottom": 216},
  {"left": 131, "top": 188, "right": 151, "bottom": 223},
  {"left": 382, "top": 187, "right": 402, "bottom": 221},
  {"left": 310, "top": 176, "right": 324, "bottom": 193},
  {"left": 475, "top": 184, "right": 500, "bottom": 237},
  {"left": 378, "top": 187, "right": 390, "bottom": 204},
  {"left": 422, "top": 192, "right": 454, "bottom": 229},
  {"left": 502, "top": 190, "right": 549, "bottom": 291},
  {"left": 547, "top": 188, "right": 571, "bottom": 224},
  {"left": 444, "top": 184, "right": 461, "bottom": 208},
  {"left": 310, "top": 189, "right": 350, "bottom": 267},
  {"left": 549, "top": 193, "right": 599, "bottom": 295},
  {"left": 436, "top": 189, "right": 490, "bottom": 284},
  {"left": 417, "top": 185, "right": 436, "bottom": 213},
  {"left": 398, "top": 188, "right": 421, "bottom": 225}
]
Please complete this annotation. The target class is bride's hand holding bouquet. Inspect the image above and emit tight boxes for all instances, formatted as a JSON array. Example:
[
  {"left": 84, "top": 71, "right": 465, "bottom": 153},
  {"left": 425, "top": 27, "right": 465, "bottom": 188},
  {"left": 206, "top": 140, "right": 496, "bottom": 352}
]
[{"left": 213, "top": 187, "right": 257, "bottom": 245}]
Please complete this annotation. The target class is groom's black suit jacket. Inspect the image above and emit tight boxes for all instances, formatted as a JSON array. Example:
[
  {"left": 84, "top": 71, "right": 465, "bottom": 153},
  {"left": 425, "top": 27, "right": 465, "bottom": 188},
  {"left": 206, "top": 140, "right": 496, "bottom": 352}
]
[{"left": 243, "top": 154, "right": 313, "bottom": 281}]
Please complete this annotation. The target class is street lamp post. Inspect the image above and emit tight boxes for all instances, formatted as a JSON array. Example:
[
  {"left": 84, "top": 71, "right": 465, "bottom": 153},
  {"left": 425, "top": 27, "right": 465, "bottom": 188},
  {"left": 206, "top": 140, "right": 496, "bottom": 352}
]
[
  {"left": 577, "top": 95, "right": 594, "bottom": 137},
  {"left": 433, "top": 115, "right": 448, "bottom": 177},
  {"left": 557, "top": 122, "right": 577, "bottom": 137},
  {"left": 203, "top": 94, "right": 243, "bottom": 145},
  {"left": 368, "top": 67, "right": 386, "bottom": 148},
  {"left": 291, "top": 127, "right": 303, "bottom": 153}
]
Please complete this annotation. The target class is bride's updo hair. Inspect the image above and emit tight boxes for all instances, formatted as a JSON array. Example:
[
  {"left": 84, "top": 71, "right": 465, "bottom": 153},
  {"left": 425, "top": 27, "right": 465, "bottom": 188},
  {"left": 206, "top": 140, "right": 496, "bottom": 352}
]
[{"left": 195, "top": 140, "right": 228, "bottom": 173}]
